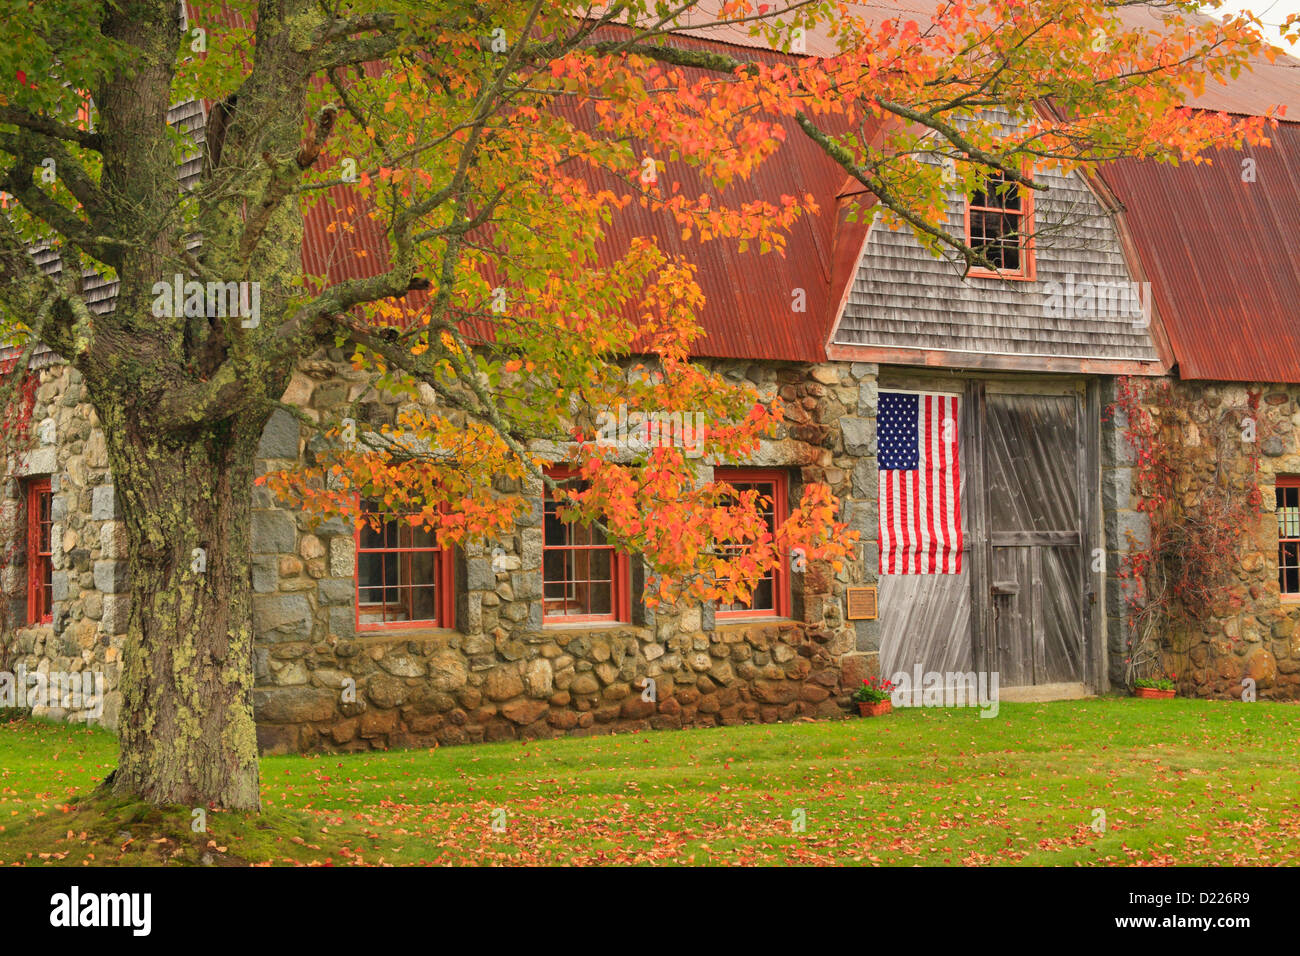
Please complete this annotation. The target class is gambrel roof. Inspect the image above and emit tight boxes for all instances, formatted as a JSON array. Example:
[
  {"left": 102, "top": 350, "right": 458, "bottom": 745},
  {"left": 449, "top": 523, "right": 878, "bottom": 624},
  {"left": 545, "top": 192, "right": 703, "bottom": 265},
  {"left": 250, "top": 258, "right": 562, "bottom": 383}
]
[{"left": 7, "top": 5, "right": 1298, "bottom": 383}]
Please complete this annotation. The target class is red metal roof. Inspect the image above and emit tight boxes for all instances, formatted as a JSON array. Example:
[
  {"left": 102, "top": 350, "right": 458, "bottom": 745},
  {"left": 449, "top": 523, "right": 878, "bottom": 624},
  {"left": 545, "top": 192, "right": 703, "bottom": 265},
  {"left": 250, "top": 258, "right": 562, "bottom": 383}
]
[
  {"left": 278, "top": 6, "right": 1300, "bottom": 378},
  {"left": 1100, "top": 119, "right": 1300, "bottom": 382},
  {"left": 566, "top": 39, "right": 870, "bottom": 363},
  {"left": 296, "top": 34, "right": 865, "bottom": 364}
]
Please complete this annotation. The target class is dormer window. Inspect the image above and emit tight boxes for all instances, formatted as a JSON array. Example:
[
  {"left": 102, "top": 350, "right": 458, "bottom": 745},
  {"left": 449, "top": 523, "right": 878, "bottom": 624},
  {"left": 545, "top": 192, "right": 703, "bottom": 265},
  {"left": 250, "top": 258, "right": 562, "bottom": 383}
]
[{"left": 965, "top": 169, "right": 1034, "bottom": 279}]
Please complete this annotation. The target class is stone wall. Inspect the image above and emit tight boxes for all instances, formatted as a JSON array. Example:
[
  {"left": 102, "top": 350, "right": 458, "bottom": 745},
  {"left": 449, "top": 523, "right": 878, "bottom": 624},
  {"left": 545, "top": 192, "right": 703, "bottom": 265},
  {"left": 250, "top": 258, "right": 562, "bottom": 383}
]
[
  {"left": 1, "top": 361, "right": 125, "bottom": 724},
  {"left": 249, "top": 353, "right": 880, "bottom": 752},
  {"left": 0, "top": 351, "right": 885, "bottom": 747},
  {"left": 1119, "top": 379, "right": 1300, "bottom": 700},
  {"left": 1099, "top": 377, "right": 1145, "bottom": 690},
  {"left": 30, "top": 353, "right": 1297, "bottom": 741}
]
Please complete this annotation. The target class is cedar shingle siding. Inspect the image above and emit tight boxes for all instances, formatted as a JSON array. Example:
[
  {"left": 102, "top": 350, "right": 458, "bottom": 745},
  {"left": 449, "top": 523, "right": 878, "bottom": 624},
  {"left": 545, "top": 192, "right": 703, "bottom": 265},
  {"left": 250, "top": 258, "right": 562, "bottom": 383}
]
[{"left": 835, "top": 117, "right": 1159, "bottom": 365}]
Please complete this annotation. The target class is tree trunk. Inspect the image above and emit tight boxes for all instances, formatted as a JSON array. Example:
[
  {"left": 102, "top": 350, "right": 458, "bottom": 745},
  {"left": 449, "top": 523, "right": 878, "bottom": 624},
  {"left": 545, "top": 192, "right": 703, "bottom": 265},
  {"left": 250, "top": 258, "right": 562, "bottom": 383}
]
[{"left": 102, "top": 406, "right": 268, "bottom": 810}]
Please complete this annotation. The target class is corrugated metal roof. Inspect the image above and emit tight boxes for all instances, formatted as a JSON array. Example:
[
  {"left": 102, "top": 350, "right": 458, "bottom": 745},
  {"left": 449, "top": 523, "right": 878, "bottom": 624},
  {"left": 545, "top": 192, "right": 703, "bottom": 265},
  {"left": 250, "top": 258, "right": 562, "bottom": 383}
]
[
  {"left": 1099, "top": 119, "right": 1300, "bottom": 382},
  {"left": 7, "top": 6, "right": 1296, "bottom": 382},
  {"left": 295, "top": 33, "right": 864, "bottom": 364},
  {"left": 680, "top": 1, "right": 1300, "bottom": 119},
  {"left": 561, "top": 33, "right": 873, "bottom": 362},
  {"left": 569, "top": 76, "right": 863, "bottom": 362}
]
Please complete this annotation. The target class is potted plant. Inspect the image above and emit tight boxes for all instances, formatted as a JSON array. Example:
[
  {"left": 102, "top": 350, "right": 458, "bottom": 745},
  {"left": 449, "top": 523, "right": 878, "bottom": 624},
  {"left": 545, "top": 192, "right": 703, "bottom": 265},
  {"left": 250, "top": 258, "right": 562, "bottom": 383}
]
[
  {"left": 1133, "top": 674, "right": 1176, "bottom": 699},
  {"left": 852, "top": 677, "right": 894, "bottom": 716}
]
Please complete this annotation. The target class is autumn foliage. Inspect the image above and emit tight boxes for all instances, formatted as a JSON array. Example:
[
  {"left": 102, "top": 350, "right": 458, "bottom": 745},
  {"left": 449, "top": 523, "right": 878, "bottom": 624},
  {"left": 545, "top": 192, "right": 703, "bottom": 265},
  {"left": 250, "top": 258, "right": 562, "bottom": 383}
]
[{"left": 245, "top": 0, "right": 1284, "bottom": 610}]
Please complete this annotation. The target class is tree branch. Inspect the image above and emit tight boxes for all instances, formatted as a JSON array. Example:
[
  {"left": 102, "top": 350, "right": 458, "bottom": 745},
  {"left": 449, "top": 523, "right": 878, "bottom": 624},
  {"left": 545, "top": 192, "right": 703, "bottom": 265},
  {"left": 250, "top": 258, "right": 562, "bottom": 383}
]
[{"left": 0, "top": 106, "right": 102, "bottom": 150}]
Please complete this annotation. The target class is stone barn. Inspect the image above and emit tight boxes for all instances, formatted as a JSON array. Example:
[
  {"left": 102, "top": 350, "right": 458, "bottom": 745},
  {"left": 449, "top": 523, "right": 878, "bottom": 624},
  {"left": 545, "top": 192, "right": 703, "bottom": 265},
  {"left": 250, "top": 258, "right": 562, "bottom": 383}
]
[{"left": 3, "top": 22, "right": 1299, "bottom": 751}]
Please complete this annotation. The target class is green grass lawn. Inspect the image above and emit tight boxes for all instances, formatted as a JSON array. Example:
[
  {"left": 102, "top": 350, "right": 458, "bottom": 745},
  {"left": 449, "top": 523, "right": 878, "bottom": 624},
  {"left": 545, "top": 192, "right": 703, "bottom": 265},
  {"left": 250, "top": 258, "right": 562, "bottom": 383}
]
[{"left": 2, "top": 697, "right": 1298, "bottom": 865}]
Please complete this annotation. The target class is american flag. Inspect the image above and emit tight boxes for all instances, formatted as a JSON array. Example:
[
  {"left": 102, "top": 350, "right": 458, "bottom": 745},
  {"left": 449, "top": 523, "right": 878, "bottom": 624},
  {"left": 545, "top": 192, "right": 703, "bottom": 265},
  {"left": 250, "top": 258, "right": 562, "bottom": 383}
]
[{"left": 877, "top": 391, "right": 963, "bottom": 574}]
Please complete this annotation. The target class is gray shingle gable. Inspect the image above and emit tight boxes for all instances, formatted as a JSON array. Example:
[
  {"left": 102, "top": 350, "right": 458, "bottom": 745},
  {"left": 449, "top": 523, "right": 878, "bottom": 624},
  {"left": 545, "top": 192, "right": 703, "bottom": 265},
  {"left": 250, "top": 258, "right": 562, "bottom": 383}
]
[{"left": 835, "top": 117, "right": 1159, "bottom": 365}]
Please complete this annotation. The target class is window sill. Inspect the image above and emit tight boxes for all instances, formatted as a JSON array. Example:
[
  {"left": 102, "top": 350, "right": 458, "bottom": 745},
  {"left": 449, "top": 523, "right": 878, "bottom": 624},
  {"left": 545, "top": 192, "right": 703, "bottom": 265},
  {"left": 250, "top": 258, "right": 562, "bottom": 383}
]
[
  {"left": 352, "top": 626, "right": 459, "bottom": 643},
  {"left": 713, "top": 616, "right": 798, "bottom": 628},
  {"left": 967, "top": 268, "right": 1034, "bottom": 282},
  {"left": 542, "top": 621, "right": 649, "bottom": 636}
]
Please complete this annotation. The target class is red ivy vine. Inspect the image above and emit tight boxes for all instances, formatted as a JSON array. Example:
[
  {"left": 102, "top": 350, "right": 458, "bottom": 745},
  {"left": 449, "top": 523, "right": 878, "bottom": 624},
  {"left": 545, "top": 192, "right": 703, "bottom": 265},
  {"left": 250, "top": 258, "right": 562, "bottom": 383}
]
[{"left": 1107, "top": 376, "right": 1262, "bottom": 687}]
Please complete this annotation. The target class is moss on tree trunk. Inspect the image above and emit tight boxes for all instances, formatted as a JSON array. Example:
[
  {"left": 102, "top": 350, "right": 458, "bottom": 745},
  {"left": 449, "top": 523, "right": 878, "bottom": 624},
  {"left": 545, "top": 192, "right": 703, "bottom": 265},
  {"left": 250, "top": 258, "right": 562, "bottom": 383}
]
[{"left": 102, "top": 403, "right": 268, "bottom": 810}]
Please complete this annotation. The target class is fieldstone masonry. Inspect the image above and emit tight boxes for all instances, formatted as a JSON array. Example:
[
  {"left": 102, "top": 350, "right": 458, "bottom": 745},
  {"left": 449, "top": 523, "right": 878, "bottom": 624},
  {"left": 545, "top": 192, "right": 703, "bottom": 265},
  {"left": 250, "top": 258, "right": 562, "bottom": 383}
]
[
  {"left": 1, "top": 352, "right": 882, "bottom": 749},
  {"left": 1, "top": 362, "right": 126, "bottom": 725},
  {"left": 14, "top": 354, "right": 1291, "bottom": 750},
  {"left": 247, "top": 352, "right": 879, "bottom": 752},
  {"left": 1135, "top": 382, "right": 1300, "bottom": 700},
  {"left": 1100, "top": 377, "right": 1145, "bottom": 690}
]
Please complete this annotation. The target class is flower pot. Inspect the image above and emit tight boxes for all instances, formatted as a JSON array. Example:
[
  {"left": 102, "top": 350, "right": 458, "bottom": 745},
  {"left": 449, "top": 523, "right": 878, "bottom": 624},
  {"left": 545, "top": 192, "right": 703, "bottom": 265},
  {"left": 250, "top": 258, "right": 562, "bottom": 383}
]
[
  {"left": 857, "top": 700, "right": 893, "bottom": 717},
  {"left": 1134, "top": 686, "right": 1175, "bottom": 699}
]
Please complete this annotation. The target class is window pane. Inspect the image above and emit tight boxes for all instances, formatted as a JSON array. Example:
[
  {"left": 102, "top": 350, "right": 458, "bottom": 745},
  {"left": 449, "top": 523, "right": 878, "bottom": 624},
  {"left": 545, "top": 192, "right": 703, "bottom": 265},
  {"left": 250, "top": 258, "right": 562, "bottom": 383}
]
[
  {"left": 544, "top": 498, "right": 567, "bottom": 546},
  {"left": 716, "top": 476, "right": 782, "bottom": 615},
  {"left": 398, "top": 522, "right": 436, "bottom": 550},
  {"left": 1278, "top": 486, "right": 1300, "bottom": 539},
  {"left": 359, "top": 520, "right": 385, "bottom": 551},
  {"left": 586, "top": 580, "right": 612, "bottom": 616},
  {"left": 1282, "top": 540, "right": 1300, "bottom": 595},
  {"left": 355, "top": 504, "right": 444, "bottom": 626},
  {"left": 409, "top": 585, "right": 438, "bottom": 621},
  {"left": 543, "top": 550, "right": 572, "bottom": 599},
  {"left": 575, "top": 548, "right": 612, "bottom": 584}
]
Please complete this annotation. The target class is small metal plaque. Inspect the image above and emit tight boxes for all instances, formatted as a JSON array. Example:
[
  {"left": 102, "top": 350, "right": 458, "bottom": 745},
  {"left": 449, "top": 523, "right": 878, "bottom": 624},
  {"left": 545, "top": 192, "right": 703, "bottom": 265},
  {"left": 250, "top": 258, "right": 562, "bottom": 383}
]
[{"left": 846, "top": 586, "right": 878, "bottom": 620}]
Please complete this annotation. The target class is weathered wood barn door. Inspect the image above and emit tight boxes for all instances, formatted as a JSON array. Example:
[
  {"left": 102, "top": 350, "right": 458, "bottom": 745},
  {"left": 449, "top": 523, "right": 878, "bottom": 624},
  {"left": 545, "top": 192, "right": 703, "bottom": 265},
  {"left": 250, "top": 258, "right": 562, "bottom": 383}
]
[
  {"left": 977, "top": 384, "right": 1092, "bottom": 689},
  {"left": 877, "top": 377, "right": 1099, "bottom": 695}
]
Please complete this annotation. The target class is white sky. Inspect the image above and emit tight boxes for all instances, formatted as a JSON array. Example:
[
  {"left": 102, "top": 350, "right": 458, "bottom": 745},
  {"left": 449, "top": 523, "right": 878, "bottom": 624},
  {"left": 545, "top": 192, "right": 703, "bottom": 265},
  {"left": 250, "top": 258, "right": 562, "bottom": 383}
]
[{"left": 1204, "top": 0, "right": 1300, "bottom": 49}]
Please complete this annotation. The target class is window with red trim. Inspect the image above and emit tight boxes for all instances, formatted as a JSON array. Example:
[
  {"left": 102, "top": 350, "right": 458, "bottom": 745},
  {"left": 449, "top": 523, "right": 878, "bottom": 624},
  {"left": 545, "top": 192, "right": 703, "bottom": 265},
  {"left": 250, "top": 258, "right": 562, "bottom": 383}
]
[
  {"left": 714, "top": 468, "right": 790, "bottom": 619},
  {"left": 1279, "top": 477, "right": 1300, "bottom": 597},
  {"left": 965, "top": 169, "right": 1034, "bottom": 279},
  {"left": 543, "top": 471, "right": 630, "bottom": 624},
  {"left": 26, "top": 478, "right": 52, "bottom": 625},
  {"left": 355, "top": 500, "right": 454, "bottom": 630}
]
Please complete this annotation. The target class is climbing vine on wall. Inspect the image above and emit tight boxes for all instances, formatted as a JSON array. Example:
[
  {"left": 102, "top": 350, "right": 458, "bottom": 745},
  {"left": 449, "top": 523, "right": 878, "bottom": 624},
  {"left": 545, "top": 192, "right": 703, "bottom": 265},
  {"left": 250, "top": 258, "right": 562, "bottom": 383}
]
[{"left": 1109, "top": 376, "right": 1263, "bottom": 687}]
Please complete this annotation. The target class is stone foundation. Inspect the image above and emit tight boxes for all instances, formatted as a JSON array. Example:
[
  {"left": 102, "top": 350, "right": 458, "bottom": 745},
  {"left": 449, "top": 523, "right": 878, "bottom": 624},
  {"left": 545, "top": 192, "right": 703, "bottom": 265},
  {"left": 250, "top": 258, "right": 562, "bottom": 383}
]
[{"left": 255, "top": 622, "right": 853, "bottom": 753}]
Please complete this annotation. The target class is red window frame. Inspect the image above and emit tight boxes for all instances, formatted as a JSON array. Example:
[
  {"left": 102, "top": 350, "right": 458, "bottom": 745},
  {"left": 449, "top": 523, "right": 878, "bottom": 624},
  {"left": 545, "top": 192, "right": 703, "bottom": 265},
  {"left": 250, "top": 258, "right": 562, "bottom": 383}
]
[
  {"left": 542, "top": 469, "right": 630, "bottom": 624},
  {"left": 26, "top": 478, "right": 52, "bottom": 625},
  {"left": 1278, "top": 477, "right": 1300, "bottom": 599},
  {"left": 714, "top": 467, "right": 791, "bottom": 620},
  {"left": 353, "top": 499, "right": 455, "bottom": 631},
  {"left": 964, "top": 168, "right": 1035, "bottom": 280}
]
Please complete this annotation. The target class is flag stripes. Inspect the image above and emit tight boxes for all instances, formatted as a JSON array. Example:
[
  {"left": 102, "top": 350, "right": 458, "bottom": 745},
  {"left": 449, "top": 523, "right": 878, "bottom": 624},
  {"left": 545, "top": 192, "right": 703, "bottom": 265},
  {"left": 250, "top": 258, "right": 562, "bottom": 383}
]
[{"left": 878, "top": 392, "right": 962, "bottom": 574}]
